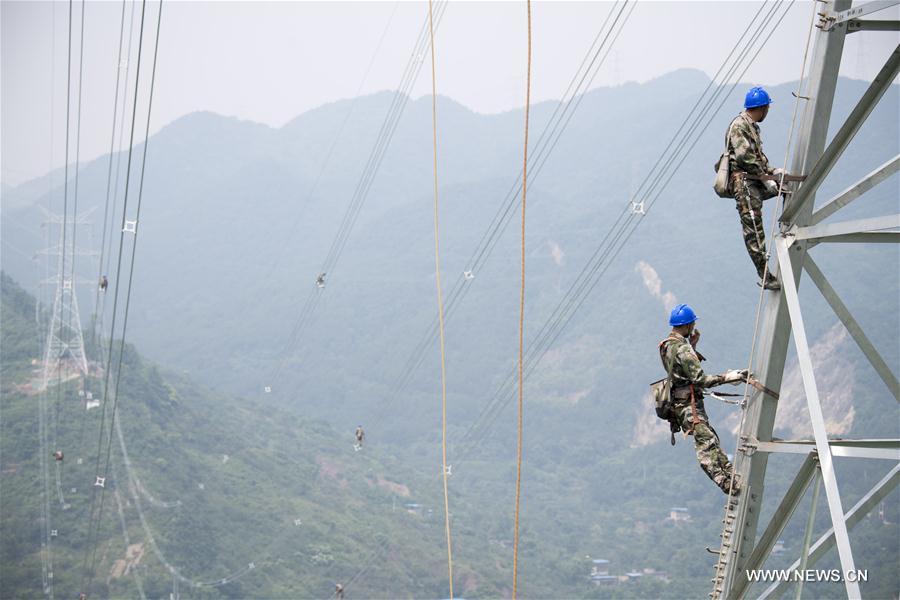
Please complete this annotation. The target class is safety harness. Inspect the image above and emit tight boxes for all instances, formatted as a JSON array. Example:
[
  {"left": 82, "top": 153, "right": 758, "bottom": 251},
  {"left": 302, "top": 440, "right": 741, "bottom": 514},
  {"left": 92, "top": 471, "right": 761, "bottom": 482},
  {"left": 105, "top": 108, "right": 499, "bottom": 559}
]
[{"left": 657, "top": 337, "right": 701, "bottom": 442}]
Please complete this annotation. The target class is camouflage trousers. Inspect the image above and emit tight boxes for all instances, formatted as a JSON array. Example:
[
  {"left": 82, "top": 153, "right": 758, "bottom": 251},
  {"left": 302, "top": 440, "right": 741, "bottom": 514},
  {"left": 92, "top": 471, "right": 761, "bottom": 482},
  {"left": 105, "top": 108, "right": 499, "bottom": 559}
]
[
  {"left": 732, "top": 174, "right": 772, "bottom": 280},
  {"left": 673, "top": 396, "right": 734, "bottom": 492}
]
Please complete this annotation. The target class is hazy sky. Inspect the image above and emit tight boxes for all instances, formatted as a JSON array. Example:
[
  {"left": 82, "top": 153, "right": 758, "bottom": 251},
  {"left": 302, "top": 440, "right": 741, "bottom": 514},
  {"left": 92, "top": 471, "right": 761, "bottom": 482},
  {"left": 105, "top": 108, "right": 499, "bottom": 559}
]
[{"left": 3, "top": 0, "right": 899, "bottom": 186}]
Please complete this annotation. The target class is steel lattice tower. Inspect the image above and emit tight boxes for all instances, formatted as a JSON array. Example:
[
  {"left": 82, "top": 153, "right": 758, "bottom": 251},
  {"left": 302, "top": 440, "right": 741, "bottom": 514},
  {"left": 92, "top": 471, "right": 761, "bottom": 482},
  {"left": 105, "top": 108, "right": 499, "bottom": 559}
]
[
  {"left": 712, "top": 2, "right": 900, "bottom": 598},
  {"left": 39, "top": 208, "right": 97, "bottom": 390}
]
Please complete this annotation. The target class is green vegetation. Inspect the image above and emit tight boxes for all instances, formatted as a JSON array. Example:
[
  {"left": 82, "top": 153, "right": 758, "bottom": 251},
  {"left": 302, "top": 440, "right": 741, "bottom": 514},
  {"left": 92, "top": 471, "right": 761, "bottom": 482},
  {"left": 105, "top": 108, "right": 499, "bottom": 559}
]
[
  {"left": 4, "top": 267, "right": 898, "bottom": 598},
  {"left": 1, "top": 275, "right": 512, "bottom": 598}
]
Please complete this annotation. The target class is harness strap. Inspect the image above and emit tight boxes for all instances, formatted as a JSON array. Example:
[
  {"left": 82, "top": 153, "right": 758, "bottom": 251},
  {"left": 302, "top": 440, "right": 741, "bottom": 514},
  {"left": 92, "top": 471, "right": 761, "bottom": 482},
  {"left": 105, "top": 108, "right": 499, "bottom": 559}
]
[
  {"left": 743, "top": 113, "right": 768, "bottom": 168},
  {"left": 659, "top": 337, "right": 681, "bottom": 445},
  {"left": 658, "top": 336, "right": 679, "bottom": 381},
  {"left": 688, "top": 384, "right": 700, "bottom": 435},
  {"left": 746, "top": 173, "right": 806, "bottom": 182},
  {"left": 729, "top": 113, "right": 774, "bottom": 179},
  {"left": 748, "top": 376, "right": 780, "bottom": 400},
  {"left": 708, "top": 392, "right": 743, "bottom": 406}
]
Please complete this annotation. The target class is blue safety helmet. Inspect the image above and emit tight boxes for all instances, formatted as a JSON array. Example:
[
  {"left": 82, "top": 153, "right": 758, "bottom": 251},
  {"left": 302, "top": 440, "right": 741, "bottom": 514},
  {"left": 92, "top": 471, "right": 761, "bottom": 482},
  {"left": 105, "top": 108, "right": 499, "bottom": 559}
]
[
  {"left": 669, "top": 303, "right": 698, "bottom": 327},
  {"left": 744, "top": 86, "right": 773, "bottom": 109}
]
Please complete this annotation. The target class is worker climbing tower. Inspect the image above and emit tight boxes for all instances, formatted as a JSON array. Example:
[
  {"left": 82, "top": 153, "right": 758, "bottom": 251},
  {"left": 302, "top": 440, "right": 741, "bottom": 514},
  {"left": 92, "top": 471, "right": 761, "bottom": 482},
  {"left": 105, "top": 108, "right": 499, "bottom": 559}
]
[
  {"left": 39, "top": 208, "right": 97, "bottom": 390},
  {"left": 712, "top": 2, "right": 900, "bottom": 598}
]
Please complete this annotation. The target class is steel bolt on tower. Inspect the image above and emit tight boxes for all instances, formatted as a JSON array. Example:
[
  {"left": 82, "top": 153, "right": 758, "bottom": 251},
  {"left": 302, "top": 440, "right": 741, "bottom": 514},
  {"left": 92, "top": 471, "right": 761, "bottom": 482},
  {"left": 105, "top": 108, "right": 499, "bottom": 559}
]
[
  {"left": 38, "top": 208, "right": 98, "bottom": 390},
  {"left": 711, "top": 2, "right": 900, "bottom": 599}
]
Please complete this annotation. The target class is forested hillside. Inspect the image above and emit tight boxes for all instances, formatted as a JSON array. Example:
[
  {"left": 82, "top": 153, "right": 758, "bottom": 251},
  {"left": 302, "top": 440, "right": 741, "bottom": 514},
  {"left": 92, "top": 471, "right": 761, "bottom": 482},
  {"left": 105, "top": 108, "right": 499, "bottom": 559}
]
[{"left": 1, "top": 274, "right": 517, "bottom": 598}]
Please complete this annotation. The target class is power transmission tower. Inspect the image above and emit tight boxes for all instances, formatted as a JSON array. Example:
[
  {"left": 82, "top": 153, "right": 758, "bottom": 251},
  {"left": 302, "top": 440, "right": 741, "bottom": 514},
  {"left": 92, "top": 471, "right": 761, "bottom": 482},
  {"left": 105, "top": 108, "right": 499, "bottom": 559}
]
[
  {"left": 712, "top": 3, "right": 900, "bottom": 599},
  {"left": 38, "top": 207, "right": 99, "bottom": 390}
]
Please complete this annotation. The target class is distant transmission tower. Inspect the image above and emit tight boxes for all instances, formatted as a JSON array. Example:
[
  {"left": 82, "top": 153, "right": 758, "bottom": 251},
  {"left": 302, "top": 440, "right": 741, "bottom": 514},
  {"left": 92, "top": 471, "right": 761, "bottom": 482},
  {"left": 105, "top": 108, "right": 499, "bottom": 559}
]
[
  {"left": 38, "top": 207, "right": 98, "bottom": 390},
  {"left": 712, "top": 2, "right": 900, "bottom": 598}
]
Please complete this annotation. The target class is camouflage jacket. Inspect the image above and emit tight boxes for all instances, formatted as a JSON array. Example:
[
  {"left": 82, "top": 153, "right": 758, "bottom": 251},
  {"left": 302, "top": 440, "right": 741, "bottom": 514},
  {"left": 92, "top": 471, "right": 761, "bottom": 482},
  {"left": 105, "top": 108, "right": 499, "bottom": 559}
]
[
  {"left": 660, "top": 332, "right": 723, "bottom": 393},
  {"left": 727, "top": 112, "right": 773, "bottom": 176}
]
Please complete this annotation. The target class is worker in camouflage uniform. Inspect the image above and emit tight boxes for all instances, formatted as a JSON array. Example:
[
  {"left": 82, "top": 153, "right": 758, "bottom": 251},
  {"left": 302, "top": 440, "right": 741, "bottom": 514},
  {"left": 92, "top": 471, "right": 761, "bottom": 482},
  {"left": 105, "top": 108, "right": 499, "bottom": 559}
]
[
  {"left": 726, "top": 86, "right": 786, "bottom": 291},
  {"left": 662, "top": 304, "right": 747, "bottom": 495}
]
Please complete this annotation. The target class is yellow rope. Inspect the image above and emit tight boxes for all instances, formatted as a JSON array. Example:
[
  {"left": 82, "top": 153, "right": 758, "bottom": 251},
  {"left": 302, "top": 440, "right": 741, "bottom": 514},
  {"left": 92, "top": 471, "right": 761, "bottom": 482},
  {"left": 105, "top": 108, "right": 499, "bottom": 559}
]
[
  {"left": 512, "top": 1, "right": 532, "bottom": 598},
  {"left": 427, "top": 2, "right": 454, "bottom": 597}
]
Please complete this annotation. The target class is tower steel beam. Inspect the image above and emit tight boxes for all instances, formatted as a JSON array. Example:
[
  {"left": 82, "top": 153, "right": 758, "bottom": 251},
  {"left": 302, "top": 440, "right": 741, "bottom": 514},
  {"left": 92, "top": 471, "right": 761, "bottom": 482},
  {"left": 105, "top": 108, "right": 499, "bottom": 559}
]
[
  {"left": 847, "top": 19, "right": 900, "bottom": 32},
  {"left": 794, "top": 472, "right": 823, "bottom": 600},
  {"left": 826, "top": 0, "right": 900, "bottom": 28},
  {"left": 792, "top": 214, "right": 900, "bottom": 244},
  {"left": 757, "top": 464, "right": 900, "bottom": 599},
  {"left": 716, "top": 1, "right": 900, "bottom": 595},
  {"left": 728, "top": 455, "right": 819, "bottom": 600},
  {"left": 39, "top": 276, "right": 96, "bottom": 287},
  {"left": 39, "top": 205, "right": 96, "bottom": 224},
  {"left": 810, "top": 154, "right": 899, "bottom": 224},
  {"left": 716, "top": 4, "right": 851, "bottom": 597},
  {"left": 775, "top": 234, "right": 860, "bottom": 598},
  {"left": 782, "top": 43, "right": 900, "bottom": 222},
  {"left": 35, "top": 246, "right": 100, "bottom": 258},
  {"left": 754, "top": 440, "right": 900, "bottom": 460},
  {"left": 803, "top": 255, "right": 900, "bottom": 400}
]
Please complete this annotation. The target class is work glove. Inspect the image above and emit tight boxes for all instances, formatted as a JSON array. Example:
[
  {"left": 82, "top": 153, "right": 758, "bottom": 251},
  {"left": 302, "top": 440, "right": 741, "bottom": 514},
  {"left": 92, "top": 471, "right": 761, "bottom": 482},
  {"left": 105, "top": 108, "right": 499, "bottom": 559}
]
[
  {"left": 772, "top": 167, "right": 787, "bottom": 177},
  {"left": 721, "top": 369, "right": 748, "bottom": 385},
  {"left": 764, "top": 179, "right": 779, "bottom": 194}
]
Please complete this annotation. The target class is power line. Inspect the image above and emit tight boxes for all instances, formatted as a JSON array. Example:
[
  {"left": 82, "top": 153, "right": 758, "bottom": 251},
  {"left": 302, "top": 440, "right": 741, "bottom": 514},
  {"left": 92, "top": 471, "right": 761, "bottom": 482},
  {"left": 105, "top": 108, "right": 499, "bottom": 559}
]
[
  {"left": 91, "top": 0, "right": 129, "bottom": 339},
  {"left": 101, "top": 0, "right": 140, "bottom": 321},
  {"left": 264, "top": 1, "right": 449, "bottom": 391},
  {"left": 56, "top": 0, "right": 87, "bottom": 506},
  {"left": 78, "top": 0, "right": 129, "bottom": 455},
  {"left": 226, "top": 5, "right": 403, "bottom": 368},
  {"left": 67, "top": 0, "right": 87, "bottom": 294},
  {"left": 80, "top": 0, "right": 153, "bottom": 590},
  {"left": 259, "top": 1, "right": 400, "bottom": 282},
  {"left": 319, "top": 1, "right": 449, "bottom": 276},
  {"left": 335, "top": 5, "right": 634, "bottom": 595},
  {"left": 37, "top": 1, "right": 76, "bottom": 593},
  {"left": 51, "top": 0, "right": 75, "bottom": 468},
  {"left": 36, "top": 4, "right": 58, "bottom": 595},
  {"left": 394, "top": 0, "right": 633, "bottom": 400},
  {"left": 86, "top": 0, "right": 165, "bottom": 582},
  {"left": 452, "top": 0, "right": 796, "bottom": 465},
  {"left": 369, "top": 0, "right": 635, "bottom": 432},
  {"left": 455, "top": 1, "right": 788, "bottom": 454}
]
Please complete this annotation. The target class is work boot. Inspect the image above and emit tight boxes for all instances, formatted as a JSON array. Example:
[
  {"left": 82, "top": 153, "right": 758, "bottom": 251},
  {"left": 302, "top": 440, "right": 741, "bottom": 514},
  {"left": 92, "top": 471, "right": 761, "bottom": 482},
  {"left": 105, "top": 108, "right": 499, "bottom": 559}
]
[
  {"left": 758, "top": 272, "right": 781, "bottom": 291},
  {"left": 721, "top": 475, "right": 742, "bottom": 497}
]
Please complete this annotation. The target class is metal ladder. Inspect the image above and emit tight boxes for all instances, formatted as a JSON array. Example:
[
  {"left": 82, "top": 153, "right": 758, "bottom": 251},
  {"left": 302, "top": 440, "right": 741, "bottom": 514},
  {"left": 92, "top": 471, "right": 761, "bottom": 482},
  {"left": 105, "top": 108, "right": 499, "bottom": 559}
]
[{"left": 711, "top": 487, "right": 751, "bottom": 599}]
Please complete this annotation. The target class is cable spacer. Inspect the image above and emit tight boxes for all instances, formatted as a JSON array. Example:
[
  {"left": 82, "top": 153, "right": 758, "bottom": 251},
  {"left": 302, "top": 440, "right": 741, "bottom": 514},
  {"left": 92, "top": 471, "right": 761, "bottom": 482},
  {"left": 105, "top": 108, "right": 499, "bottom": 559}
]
[{"left": 631, "top": 200, "right": 646, "bottom": 216}]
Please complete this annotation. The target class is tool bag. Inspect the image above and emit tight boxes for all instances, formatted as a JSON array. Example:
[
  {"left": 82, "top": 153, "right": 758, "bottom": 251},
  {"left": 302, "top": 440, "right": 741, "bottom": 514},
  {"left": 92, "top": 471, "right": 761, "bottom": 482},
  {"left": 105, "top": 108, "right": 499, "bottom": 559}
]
[
  {"left": 650, "top": 338, "right": 678, "bottom": 421},
  {"left": 713, "top": 122, "right": 734, "bottom": 198}
]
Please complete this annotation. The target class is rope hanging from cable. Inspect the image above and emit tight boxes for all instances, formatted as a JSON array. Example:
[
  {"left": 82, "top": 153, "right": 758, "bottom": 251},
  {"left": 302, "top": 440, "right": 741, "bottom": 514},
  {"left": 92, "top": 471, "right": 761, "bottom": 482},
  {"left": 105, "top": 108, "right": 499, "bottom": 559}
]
[
  {"left": 426, "top": 1, "right": 454, "bottom": 597},
  {"left": 513, "top": 1, "right": 532, "bottom": 598}
]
